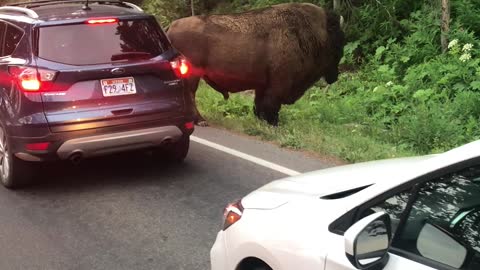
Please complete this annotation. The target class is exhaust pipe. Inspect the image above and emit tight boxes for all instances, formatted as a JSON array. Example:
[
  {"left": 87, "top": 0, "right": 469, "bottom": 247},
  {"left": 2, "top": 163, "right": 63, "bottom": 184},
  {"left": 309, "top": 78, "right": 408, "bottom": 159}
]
[
  {"left": 161, "top": 137, "right": 174, "bottom": 145},
  {"left": 69, "top": 152, "right": 84, "bottom": 165}
]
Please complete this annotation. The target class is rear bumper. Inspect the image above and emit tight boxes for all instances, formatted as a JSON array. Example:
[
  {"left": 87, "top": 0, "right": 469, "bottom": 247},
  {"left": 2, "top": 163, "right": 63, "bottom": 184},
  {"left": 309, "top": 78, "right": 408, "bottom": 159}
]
[
  {"left": 56, "top": 126, "right": 182, "bottom": 160},
  {"left": 9, "top": 116, "right": 194, "bottom": 162}
]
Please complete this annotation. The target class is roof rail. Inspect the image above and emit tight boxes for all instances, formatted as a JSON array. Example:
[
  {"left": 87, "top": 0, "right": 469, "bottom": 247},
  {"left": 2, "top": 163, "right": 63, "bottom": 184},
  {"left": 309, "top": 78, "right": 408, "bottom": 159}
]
[
  {"left": 122, "top": 2, "right": 142, "bottom": 12},
  {"left": 8, "top": 0, "right": 143, "bottom": 12},
  {"left": 0, "top": 6, "right": 39, "bottom": 18}
]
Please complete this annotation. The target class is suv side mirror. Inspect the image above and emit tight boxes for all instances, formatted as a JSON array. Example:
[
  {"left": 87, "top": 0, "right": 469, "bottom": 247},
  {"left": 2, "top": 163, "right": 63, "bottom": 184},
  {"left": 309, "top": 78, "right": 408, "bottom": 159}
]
[
  {"left": 345, "top": 212, "right": 391, "bottom": 269},
  {"left": 417, "top": 221, "right": 467, "bottom": 268}
]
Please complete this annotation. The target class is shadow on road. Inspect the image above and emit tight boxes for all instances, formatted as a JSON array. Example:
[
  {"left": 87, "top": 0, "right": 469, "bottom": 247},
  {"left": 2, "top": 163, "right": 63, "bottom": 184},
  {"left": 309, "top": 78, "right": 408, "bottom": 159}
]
[
  {"left": 21, "top": 151, "right": 193, "bottom": 192},
  {"left": 1, "top": 150, "right": 215, "bottom": 270}
]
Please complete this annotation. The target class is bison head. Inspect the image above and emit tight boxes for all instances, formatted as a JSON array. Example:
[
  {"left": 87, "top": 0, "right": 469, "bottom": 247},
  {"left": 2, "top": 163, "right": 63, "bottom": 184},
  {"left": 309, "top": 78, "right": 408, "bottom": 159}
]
[{"left": 325, "top": 11, "right": 346, "bottom": 84}]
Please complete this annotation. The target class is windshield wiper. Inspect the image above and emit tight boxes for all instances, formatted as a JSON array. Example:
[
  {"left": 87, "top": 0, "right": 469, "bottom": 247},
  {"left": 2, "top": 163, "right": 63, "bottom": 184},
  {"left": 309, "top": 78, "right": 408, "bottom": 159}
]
[{"left": 111, "top": 52, "right": 152, "bottom": 61}]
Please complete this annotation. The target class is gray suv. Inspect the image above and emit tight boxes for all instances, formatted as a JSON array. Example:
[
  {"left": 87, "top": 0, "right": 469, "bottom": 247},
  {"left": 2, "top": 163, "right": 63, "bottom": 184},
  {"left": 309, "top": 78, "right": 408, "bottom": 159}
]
[{"left": 0, "top": 0, "right": 195, "bottom": 188}]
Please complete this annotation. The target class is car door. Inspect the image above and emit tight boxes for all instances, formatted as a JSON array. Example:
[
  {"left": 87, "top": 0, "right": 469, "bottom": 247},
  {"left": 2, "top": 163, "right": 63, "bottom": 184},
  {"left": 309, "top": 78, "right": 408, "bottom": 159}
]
[{"left": 326, "top": 161, "right": 480, "bottom": 270}]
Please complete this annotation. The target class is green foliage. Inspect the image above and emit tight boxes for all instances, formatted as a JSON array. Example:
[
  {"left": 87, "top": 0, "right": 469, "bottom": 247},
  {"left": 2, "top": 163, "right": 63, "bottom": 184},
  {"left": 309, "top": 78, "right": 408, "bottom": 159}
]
[
  {"left": 330, "top": 20, "right": 480, "bottom": 153},
  {"left": 143, "top": 1, "right": 190, "bottom": 27},
  {"left": 452, "top": 0, "right": 480, "bottom": 38},
  {"left": 196, "top": 83, "right": 414, "bottom": 162}
]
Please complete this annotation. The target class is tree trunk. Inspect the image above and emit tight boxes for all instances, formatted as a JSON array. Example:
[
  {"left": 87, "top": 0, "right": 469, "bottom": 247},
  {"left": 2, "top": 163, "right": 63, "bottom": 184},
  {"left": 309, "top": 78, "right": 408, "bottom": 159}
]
[
  {"left": 190, "top": 0, "right": 195, "bottom": 16},
  {"left": 333, "top": 0, "right": 341, "bottom": 11},
  {"left": 441, "top": 0, "right": 450, "bottom": 53}
]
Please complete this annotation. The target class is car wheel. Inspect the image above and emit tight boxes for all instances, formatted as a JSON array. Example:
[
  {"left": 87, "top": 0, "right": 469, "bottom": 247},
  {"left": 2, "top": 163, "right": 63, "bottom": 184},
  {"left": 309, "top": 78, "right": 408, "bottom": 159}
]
[
  {"left": 0, "top": 125, "right": 33, "bottom": 189},
  {"left": 252, "top": 267, "right": 272, "bottom": 270},
  {"left": 160, "top": 135, "right": 190, "bottom": 163}
]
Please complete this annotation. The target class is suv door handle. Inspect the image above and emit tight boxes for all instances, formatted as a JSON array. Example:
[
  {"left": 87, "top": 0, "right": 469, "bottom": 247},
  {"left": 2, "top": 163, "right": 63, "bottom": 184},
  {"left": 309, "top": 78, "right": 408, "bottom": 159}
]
[{"left": 111, "top": 108, "right": 133, "bottom": 115}]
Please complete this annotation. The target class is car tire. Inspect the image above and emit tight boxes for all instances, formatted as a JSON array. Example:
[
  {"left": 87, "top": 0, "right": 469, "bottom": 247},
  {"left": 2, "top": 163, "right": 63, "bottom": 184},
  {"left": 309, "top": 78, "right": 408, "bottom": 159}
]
[
  {"left": 0, "top": 125, "right": 33, "bottom": 189},
  {"left": 252, "top": 267, "right": 272, "bottom": 270},
  {"left": 159, "top": 135, "right": 190, "bottom": 163}
]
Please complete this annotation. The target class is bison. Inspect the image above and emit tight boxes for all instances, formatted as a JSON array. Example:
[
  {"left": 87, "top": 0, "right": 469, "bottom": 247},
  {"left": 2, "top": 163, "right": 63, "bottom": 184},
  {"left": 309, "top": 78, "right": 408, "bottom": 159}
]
[{"left": 167, "top": 3, "right": 345, "bottom": 126}]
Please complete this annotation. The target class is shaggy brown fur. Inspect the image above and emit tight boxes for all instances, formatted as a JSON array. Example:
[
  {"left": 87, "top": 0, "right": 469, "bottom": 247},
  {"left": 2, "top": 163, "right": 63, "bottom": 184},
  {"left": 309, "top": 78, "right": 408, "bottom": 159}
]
[{"left": 167, "top": 3, "right": 345, "bottom": 126}]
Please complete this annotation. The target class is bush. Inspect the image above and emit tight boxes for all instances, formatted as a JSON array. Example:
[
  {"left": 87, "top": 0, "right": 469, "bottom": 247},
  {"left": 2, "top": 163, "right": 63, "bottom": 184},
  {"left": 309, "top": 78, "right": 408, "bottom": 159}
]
[{"left": 329, "top": 14, "right": 480, "bottom": 154}]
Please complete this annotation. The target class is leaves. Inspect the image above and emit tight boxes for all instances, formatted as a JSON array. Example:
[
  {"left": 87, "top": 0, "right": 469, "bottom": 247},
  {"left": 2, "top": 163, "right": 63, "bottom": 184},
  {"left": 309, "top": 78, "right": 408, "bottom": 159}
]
[
  {"left": 375, "top": 46, "right": 387, "bottom": 61},
  {"left": 471, "top": 81, "right": 480, "bottom": 91},
  {"left": 400, "top": 56, "right": 410, "bottom": 63},
  {"left": 413, "top": 89, "right": 434, "bottom": 102},
  {"left": 341, "top": 41, "right": 360, "bottom": 65}
]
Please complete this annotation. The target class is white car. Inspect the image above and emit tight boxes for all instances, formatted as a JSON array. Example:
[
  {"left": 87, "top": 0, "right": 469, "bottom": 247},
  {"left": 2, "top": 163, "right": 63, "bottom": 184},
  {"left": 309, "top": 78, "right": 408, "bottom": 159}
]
[{"left": 211, "top": 140, "right": 480, "bottom": 270}]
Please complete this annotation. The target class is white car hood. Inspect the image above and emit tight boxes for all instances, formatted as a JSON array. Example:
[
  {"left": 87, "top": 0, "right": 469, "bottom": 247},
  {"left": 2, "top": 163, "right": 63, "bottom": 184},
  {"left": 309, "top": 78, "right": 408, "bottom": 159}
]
[{"left": 242, "top": 155, "right": 435, "bottom": 209}]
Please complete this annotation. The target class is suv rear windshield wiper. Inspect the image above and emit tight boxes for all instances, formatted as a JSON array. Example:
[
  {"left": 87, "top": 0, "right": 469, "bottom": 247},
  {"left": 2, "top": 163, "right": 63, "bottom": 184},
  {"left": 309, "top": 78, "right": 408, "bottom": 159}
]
[{"left": 111, "top": 52, "right": 152, "bottom": 61}]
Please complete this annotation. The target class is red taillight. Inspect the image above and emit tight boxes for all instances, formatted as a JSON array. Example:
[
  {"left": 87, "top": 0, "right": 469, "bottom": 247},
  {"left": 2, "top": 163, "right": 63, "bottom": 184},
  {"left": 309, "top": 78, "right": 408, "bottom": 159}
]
[
  {"left": 86, "top": 18, "right": 118, "bottom": 24},
  {"left": 26, "top": 142, "right": 50, "bottom": 151},
  {"left": 223, "top": 200, "right": 244, "bottom": 230},
  {"left": 8, "top": 67, "right": 40, "bottom": 91},
  {"left": 179, "top": 62, "right": 189, "bottom": 75},
  {"left": 21, "top": 78, "right": 41, "bottom": 91},
  {"left": 8, "top": 66, "right": 57, "bottom": 92},
  {"left": 184, "top": 121, "right": 194, "bottom": 130},
  {"left": 170, "top": 58, "right": 190, "bottom": 78}
]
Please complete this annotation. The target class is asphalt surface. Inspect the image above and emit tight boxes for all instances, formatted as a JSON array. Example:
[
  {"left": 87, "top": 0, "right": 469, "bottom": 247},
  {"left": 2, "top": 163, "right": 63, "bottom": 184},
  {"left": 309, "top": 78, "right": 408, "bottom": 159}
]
[{"left": 0, "top": 126, "right": 332, "bottom": 270}]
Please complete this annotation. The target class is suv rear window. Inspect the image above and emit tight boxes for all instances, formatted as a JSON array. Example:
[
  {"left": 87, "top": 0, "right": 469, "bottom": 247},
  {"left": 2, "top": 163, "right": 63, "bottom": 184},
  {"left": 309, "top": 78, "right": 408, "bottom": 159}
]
[
  {"left": 37, "top": 18, "right": 169, "bottom": 65},
  {"left": 1, "top": 24, "right": 24, "bottom": 57}
]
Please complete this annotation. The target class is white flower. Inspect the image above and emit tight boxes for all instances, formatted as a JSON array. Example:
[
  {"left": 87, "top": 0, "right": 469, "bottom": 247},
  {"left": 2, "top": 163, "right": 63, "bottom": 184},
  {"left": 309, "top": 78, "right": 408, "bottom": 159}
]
[
  {"left": 385, "top": 81, "right": 394, "bottom": 87},
  {"left": 448, "top": 39, "right": 459, "bottom": 49},
  {"left": 459, "top": 53, "right": 471, "bottom": 62},
  {"left": 463, "top": 43, "right": 474, "bottom": 52}
]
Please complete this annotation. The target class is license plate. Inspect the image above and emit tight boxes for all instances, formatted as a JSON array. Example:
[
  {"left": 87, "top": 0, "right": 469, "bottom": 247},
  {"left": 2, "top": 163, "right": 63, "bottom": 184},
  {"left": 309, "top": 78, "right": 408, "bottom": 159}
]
[{"left": 101, "top": 77, "right": 136, "bottom": 97}]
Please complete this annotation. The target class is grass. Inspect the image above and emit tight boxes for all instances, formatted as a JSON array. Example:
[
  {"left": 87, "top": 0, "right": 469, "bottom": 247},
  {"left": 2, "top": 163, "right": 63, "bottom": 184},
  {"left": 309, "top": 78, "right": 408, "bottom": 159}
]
[{"left": 195, "top": 81, "right": 417, "bottom": 163}]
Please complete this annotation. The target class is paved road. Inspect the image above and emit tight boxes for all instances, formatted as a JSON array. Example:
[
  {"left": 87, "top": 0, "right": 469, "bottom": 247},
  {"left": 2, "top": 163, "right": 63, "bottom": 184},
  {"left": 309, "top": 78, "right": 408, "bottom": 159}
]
[{"left": 0, "top": 126, "right": 333, "bottom": 270}]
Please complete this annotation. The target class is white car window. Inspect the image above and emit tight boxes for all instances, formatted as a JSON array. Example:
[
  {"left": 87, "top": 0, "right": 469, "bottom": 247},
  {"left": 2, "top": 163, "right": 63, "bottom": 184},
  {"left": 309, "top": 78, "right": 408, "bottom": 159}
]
[
  {"left": 393, "top": 165, "right": 480, "bottom": 269},
  {"left": 360, "top": 190, "right": 411, "bottom": 235}
]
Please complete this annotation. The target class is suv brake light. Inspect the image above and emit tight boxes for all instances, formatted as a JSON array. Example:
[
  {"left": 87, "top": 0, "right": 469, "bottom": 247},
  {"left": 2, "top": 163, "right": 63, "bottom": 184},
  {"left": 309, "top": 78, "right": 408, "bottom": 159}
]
[
  {"left": 86, "top": 18, "right": 118, "bottom": 24},
  {"left": 170, "top": 57, "right": 190, "bottom": 78},
  {"left": 8, "top": 66, "right": 58, "bottom": 92}
]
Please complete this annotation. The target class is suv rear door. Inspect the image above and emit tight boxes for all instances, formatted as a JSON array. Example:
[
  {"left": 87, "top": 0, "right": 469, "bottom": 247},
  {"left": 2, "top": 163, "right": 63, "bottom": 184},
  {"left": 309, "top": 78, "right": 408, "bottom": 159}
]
[{"left": 34, "top": 16, "right": 186, "bottom": 132}]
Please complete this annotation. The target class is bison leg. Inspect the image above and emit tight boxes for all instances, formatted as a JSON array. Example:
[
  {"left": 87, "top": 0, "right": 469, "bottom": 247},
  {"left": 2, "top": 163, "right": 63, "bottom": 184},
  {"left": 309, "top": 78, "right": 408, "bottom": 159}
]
[
  {"left": 186, "top": 77, "right": 208, "bottom": 126},
  {"left": 253, "top": 90, "right": 264, "bottom": 118},
  {"left": 254, "top": 92, "right": 281, "bottom": 126},
  {"left": 263, "top": 100, "right": 281, "bottom": 126}
]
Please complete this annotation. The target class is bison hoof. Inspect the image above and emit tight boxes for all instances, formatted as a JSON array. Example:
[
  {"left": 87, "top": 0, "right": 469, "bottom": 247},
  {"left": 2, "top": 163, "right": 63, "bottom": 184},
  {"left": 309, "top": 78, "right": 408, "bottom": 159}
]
[
  {"left": 255, "top": 110, "right": 279, "bottom": 126},
  {"left": 267, "top": 119, "right": 279, "bottom": 126}
]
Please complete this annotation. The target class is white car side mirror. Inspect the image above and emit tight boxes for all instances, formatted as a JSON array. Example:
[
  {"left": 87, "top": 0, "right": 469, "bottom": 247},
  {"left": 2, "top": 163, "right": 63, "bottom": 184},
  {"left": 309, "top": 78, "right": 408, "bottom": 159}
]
[{"left": 345, "top": 212, "right": 391, "bottom": 269}]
